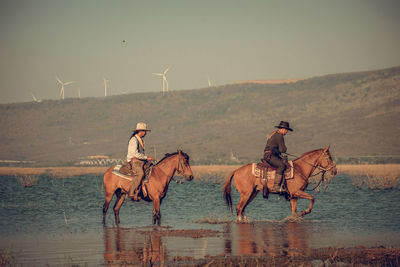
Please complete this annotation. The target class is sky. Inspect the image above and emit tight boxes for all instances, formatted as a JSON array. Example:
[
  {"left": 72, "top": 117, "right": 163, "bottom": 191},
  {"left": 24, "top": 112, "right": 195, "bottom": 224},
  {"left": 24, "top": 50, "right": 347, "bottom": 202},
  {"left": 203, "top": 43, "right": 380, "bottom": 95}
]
[{"left": 0, "top": 0, "right": 399, "bottom": 104}]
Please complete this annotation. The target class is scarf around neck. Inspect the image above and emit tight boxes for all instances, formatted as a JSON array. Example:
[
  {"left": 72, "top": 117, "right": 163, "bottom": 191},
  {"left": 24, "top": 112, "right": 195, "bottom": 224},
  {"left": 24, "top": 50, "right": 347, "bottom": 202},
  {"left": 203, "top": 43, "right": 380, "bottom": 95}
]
[{"left": 135, "top": 134, "right": 145, "bottom": 149}]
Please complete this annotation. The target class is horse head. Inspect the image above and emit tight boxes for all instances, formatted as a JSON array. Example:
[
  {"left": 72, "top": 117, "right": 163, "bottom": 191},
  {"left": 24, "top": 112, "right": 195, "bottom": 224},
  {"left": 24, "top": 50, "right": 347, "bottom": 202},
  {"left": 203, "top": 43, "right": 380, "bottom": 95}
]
[
  {"left": 319, "top": 146, "right": 337, "bottom": 176},
  {"left": 176, "top": 150, "right": 194, "bottom": 181}
]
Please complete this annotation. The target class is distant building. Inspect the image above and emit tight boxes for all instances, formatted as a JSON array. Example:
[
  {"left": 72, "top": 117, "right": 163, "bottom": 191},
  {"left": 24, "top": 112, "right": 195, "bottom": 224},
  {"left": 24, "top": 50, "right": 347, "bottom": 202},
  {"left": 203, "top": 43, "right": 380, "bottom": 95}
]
[{"left": 88, "top": 155, "right": 109, "bottom": 159}]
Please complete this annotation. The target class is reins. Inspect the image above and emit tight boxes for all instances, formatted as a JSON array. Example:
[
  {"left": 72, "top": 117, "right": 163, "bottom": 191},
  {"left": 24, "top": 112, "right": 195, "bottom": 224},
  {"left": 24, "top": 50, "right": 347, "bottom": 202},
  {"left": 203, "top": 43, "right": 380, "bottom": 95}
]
[
  {"left": 283, "top": 150, "right": 335, "bottom": 191},
  {"left": 152, "top": 153, "right": 186, "bottom": 184}
]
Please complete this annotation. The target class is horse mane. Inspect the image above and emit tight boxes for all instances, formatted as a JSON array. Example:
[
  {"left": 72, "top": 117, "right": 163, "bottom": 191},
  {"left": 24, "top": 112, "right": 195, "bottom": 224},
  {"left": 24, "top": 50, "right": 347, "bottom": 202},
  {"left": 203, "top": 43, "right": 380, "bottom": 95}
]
[
  {"left": 298, "top": 148, "right": 323, "bottom": 159},
  {"left": 156, "top": 151, "right": 190, "bottom": 165}
]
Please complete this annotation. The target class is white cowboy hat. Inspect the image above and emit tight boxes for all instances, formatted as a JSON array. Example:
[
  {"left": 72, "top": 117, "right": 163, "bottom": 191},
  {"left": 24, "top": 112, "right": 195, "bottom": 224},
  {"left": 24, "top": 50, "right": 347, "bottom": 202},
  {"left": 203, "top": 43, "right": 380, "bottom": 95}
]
[{"left": 133, "top": 122, "right": 151, "bottom": 132}]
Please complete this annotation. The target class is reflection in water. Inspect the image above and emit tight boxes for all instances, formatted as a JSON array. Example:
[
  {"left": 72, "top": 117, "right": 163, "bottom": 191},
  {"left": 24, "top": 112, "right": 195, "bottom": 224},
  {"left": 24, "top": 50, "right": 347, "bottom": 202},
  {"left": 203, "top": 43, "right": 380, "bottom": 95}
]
[
  {"left": 104, "top": 227, "right": 166, "bottom": 266},
  {"left": 226, "top": 222, "right": 308, "bottom": 257},
  {"left": 103, "top": 222, "right": 310, "bottom": 265}
]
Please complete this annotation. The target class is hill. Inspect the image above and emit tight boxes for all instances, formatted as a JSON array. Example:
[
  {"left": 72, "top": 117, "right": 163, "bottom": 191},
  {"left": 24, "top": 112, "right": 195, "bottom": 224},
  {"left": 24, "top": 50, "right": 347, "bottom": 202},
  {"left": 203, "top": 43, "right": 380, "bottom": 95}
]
[{"left": 0, "top": 66, "right": 399, "bottom": 165}]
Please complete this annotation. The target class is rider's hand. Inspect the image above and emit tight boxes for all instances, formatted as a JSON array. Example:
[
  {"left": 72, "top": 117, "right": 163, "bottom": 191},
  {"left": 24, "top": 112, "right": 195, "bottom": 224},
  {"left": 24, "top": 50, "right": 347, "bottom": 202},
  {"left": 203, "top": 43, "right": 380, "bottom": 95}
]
[{"left": 147, "top": 157, "right": 155, "bottom": 161}]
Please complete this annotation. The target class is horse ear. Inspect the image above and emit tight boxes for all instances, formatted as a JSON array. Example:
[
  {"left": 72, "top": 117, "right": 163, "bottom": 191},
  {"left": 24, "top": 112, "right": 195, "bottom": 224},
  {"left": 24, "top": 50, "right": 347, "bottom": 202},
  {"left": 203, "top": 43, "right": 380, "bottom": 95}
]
[{"left": 324, "top": 146, "right": 330, "bottom": 152}]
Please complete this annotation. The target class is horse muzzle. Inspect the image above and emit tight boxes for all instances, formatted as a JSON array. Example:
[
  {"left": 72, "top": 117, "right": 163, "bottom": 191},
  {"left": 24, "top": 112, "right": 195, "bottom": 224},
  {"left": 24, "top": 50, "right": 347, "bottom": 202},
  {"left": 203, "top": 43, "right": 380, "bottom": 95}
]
[
  {"left": 184, "top": 174, "right": 194, "bottom": 181},
  {"left": 330, "top": 166, "right": 338, "bottom": 176}
]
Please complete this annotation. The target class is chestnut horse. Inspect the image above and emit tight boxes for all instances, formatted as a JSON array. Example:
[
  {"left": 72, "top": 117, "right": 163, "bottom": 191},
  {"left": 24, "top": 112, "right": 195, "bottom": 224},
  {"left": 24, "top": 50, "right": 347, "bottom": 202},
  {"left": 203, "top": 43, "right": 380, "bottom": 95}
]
[
  {"left": 223, "top": 147, "right": 337, "bottom": 221},
  {"left": 103, "top": 151, "right": 193, "bottom": 225}
]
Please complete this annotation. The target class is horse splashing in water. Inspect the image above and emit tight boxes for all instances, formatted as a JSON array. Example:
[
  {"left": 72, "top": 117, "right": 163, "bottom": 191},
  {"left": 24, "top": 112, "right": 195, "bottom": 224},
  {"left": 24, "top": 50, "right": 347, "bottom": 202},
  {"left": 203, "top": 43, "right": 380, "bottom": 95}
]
[
  {"left": 103, "top": 150, "right": 193, "bottom": 225},
  {"left": 223, "top": 147, "right": 337, "bottom": 221}
]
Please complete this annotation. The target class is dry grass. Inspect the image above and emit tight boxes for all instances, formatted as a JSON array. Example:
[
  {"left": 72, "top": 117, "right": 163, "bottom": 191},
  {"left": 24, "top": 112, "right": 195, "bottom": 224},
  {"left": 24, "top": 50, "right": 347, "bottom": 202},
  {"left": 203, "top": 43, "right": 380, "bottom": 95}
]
[
  {"left": 16, "top": 174, "right": 39, "bottom": 187},
  {"left": 339, "top": 164, "right": 400, "bottom": 189},
  {"left": 0, "top": 166, "right": 240, "bottom": 179},
  {"left": 191, "top": 165, "right": 240, "bottom": 182},
  {"left": 0, "top": 166, "right": 108, "bottom": 178},
  {"left": 1, "top": 165, "right": 399, "bottom": 189}
]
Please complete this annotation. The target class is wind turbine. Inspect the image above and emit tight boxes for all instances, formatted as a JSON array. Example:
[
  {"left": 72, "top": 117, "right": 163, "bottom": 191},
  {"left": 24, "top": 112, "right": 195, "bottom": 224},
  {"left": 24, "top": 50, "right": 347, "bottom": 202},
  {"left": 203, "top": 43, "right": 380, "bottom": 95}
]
[
  {"left": 230, "top": 149, "right": 240, "bottom": 163},
  {"left": 207, "top": 75, "right": 212, "bottom": 87},
  {"left": 30, "top": 92, "right": 42, "bottom": 103},
  {"left": 56, "top": 76, "right": 74, "bottom": 100},
  {"left": 78, "top": 88, "right": 81, "bottom": 98},
  {"left": 103, "top": 78, "right": 110, "bottom": 97},
  {"left": 153, "top": 66, "right": 170, "bottom": 93}
]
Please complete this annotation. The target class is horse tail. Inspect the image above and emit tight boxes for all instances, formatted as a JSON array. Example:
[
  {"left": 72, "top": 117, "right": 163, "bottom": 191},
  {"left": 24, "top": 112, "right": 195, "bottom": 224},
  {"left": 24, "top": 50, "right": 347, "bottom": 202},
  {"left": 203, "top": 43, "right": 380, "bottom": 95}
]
[{"left": 222, "top": 171, "right": 235, "bottom": 213}]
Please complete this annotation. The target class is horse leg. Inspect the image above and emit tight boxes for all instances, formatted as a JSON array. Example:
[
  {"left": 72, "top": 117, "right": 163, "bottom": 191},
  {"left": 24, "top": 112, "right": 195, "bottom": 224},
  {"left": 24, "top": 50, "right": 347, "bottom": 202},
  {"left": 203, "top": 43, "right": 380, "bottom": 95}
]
[
  {"left": 236, "top": 191, "right": 252, "bottom": 222},
  {"left": 242, "top": 189, "right": 259, "bottom": 221},
  {"left": 293, "top": 190, "right": 314, "bottom": 217},
  {"left": 290, "top": 198, "right": 298, "bottom": 215},
  {"left": 113, "top": 189, "right": 125, "bottom": 225},
  {"left": 152, "top": 198, "right": 161, "bottom": 226},
  {"left": 103, "top": 192, "right": 113, "bottom": 225}
]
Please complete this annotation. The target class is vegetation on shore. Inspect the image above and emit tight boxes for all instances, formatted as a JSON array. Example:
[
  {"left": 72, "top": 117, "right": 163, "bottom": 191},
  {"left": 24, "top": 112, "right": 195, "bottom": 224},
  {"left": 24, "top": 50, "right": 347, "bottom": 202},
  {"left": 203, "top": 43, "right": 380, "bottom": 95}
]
[
  {"left": 340, "top": 164, "right": 400, "bottom": 190},
  {"left": 2, "top": 164, "right": 399, "bottom": 190}
]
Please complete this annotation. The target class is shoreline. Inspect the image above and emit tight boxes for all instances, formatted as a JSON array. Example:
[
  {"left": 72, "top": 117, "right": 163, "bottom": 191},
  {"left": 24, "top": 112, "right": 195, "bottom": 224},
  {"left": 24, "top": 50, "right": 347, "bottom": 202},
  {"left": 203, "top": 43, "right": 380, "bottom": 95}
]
[{"left": 0, "top": 164, "right": 399, "bottom": 178}]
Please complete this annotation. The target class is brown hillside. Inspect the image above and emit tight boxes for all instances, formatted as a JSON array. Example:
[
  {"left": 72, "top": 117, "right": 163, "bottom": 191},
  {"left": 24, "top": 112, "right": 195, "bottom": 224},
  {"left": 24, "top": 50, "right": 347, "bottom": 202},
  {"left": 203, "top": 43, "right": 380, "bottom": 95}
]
[{"left": 0, "top": 66, "right": 399, "bottom": 165}]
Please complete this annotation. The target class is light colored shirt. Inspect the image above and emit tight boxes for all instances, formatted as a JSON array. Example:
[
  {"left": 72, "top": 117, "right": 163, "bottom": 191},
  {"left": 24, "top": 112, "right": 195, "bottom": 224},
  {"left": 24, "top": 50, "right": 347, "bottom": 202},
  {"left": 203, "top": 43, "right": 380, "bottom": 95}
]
[{"left": 126, "top": 135, "right": 147, "bottom": 161}]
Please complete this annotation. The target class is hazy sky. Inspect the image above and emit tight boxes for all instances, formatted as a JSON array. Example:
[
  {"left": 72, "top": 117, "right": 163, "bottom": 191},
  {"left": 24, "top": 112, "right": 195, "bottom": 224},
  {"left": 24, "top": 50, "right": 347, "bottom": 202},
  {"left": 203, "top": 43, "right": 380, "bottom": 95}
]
[{"left": 1, "top": 0, "right": 399, "bottom": 103}]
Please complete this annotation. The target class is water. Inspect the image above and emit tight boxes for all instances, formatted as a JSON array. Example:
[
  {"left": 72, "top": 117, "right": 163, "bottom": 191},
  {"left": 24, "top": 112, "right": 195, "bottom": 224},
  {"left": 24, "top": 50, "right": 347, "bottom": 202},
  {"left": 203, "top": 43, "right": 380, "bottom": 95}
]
[{"left": 0, "top": 174, "right": 399, "bottom": 265}]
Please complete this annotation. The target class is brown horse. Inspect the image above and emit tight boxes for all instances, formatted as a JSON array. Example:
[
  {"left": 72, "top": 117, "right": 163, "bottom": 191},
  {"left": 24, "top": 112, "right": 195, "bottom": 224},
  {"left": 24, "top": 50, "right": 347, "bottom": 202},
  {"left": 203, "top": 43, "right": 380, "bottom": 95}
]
[
  {"left": 223, "top": 147, "right": 337, "bottom": 221},
  {"left": 103, "top": 150, "right": 193, "bottom": 225}
]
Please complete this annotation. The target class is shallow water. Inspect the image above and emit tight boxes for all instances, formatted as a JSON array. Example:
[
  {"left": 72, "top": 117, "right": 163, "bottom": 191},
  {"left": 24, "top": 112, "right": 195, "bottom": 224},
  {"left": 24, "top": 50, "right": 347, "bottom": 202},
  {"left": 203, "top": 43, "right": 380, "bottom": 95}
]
[{"left": 1, "top": 174, "right": 399, "bottom": 265}]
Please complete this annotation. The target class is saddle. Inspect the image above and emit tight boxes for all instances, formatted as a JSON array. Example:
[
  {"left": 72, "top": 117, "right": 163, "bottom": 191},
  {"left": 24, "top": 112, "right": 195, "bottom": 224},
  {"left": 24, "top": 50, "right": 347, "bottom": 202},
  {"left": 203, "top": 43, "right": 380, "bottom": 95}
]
[
  {"left": 252, "top": 160, "right": 294, "bottom": 196},
  {"left": 112, "top": 164, "right": 153, "bottom": 199},
  {"left": 116, "top": 161, "right": 153, "bottom": 180},
  {"left": 252, "top": 159, "right": 293, "bottom": 180}
]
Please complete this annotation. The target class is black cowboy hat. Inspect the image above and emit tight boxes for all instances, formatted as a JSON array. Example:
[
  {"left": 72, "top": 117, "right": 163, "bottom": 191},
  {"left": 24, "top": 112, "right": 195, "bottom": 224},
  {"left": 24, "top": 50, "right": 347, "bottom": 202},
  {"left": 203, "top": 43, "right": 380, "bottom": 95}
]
[{"left": 275, "top": 121, "right": 293, "bottom": 131}]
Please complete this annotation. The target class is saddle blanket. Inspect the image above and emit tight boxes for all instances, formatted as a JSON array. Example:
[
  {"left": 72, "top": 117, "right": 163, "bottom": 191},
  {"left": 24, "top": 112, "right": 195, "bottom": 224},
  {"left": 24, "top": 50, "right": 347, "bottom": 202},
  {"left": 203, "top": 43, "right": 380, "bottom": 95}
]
[
  {"left": 112, "top": 165, "right": 133, "bottom": 181},
  {"left": 252, "top": 161, "right": 294, "bottom": 180},
  {"left": 112, "top": 164, "right": 153, "bottom": 181}
]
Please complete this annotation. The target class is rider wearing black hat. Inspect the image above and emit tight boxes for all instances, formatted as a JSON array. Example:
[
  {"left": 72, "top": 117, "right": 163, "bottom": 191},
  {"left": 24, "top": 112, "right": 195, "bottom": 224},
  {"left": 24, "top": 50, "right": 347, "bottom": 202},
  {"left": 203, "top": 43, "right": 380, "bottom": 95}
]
[{"left": 263, "top": 121, "right": 293, "bottom": 193}]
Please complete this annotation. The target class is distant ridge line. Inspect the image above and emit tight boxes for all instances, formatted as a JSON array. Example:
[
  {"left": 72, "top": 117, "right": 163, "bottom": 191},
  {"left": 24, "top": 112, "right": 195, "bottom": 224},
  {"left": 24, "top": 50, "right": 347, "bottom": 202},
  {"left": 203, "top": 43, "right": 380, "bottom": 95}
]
[{"left": 234, "top": 78, "right": 306, "bottom": 85}]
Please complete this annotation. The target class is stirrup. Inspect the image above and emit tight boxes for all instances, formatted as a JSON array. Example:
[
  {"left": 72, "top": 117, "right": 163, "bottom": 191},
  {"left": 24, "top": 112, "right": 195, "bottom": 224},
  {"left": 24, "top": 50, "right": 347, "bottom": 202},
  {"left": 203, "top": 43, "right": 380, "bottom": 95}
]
[
  {"left": 256, "top": 183, "right": 263, "bottom": 191},
  {"left": 270, "top": 185, "right": 282, "bottom": 193}
]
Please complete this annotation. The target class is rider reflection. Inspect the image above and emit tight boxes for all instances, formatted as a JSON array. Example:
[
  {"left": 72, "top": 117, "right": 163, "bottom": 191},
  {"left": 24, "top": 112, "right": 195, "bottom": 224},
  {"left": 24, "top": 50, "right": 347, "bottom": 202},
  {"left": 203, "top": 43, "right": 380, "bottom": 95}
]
[
  {"left": 227, "top": 222, "right": 308, "bottom": 257},
  {"left": 103, "top": 227, "right": 165, "bottom": 266}
]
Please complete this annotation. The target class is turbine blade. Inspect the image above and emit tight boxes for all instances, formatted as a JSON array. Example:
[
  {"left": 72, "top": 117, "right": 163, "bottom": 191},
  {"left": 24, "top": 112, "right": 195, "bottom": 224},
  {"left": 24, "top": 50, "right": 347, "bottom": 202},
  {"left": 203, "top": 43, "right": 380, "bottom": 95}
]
[
  {"left": 164, "top": 66, "right": 171, "bottom": 74},
  {"left": 56, "top": 77, "right": 63, "bottom": 84}
]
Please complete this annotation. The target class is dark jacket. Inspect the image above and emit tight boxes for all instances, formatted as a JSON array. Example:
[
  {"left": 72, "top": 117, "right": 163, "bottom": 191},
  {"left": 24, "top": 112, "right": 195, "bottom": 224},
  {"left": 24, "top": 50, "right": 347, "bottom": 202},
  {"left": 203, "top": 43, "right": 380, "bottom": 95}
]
[{"left": 264, "top": 130, "right": 287, "bottom": 156}]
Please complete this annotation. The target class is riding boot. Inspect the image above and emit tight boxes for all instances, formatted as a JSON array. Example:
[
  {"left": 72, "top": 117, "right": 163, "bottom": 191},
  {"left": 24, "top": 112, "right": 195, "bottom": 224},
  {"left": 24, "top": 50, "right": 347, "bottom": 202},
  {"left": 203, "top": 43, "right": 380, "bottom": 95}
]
[
  {"left": 128, "top": 182, "right": 135, "bottom": 198},
  {"left": 128, "top": 182, "right": 141, "bottom": 201},
  {"left": 143, "top": 161, "right": 152, "bottom": 183},
  {"left": 271, "top": 174, "right": 283, "bottom": 193}
]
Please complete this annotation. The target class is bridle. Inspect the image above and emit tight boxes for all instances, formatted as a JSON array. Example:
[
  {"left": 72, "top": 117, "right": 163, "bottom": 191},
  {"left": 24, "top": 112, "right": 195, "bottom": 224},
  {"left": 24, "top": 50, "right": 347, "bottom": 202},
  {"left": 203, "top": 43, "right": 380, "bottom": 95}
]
[
  {"left": 285, "top": 149, "right": 336, "bottom": 174},
  {"left": 153, "top": 152, "right": 189, "bottom": 182},
  {"left": 284, "top": 149, "right": 337, "bottom": 191},
  {"left": 176, "top": 152, "right": 187, "bottom": 176}
]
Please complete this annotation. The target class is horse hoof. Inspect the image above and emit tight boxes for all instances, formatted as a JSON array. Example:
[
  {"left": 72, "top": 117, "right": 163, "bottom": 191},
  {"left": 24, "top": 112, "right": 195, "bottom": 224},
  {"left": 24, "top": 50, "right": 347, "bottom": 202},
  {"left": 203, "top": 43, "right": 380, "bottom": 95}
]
[{"left": 298, "top": 211, "right": 306, "bottom": 217}]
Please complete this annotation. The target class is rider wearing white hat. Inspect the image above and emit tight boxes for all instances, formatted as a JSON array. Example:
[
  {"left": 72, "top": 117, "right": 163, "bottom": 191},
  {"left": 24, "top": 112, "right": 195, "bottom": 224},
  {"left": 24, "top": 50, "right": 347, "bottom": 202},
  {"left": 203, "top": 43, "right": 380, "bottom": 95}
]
[{"left": 124, "top": 122, "right": 154, "bottom": 200}]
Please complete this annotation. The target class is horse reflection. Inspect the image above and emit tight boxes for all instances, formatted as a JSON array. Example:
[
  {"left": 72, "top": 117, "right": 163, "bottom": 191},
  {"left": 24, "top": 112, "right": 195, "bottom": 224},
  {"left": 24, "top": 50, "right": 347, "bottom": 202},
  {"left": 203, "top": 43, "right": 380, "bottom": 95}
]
[
  {"left": 225, "top": 222, "right": 308, "bottom": 257},
  {"left": 104, "top": 227, "right": 166, "bottom": 266}
]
